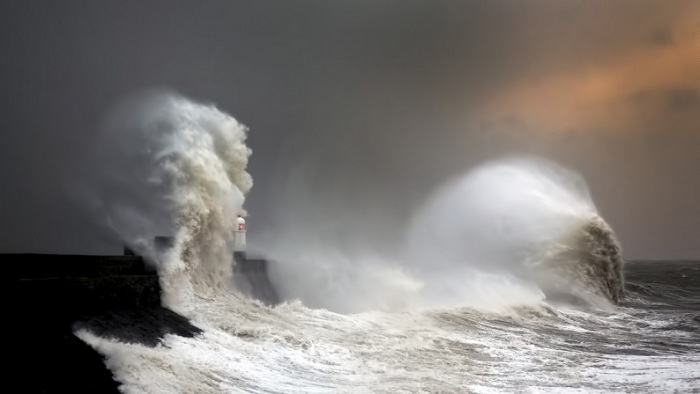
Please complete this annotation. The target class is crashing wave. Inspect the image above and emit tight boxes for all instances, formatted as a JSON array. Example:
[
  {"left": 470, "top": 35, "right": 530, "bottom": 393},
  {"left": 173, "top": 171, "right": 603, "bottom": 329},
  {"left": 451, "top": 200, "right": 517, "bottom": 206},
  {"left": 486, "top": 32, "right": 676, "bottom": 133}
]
[
  {"left": 405, "top": 156, "right": 626, "bottom": 307},
  {"left": 528, "top": 214, "right": 625, "bottom": 305},
  {"left": 79, "top": 90, "right": 253, "bottom": 313}
]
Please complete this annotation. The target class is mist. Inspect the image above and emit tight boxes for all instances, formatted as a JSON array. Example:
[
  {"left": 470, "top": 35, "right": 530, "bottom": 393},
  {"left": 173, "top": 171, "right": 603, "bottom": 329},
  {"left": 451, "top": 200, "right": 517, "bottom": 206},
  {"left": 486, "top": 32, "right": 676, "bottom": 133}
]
[
  {"left": 261, "top": 156, "right": 623, "bottom": 313},
  {"left": 71, "top": 91, "right": 253, "bottom": 312}
]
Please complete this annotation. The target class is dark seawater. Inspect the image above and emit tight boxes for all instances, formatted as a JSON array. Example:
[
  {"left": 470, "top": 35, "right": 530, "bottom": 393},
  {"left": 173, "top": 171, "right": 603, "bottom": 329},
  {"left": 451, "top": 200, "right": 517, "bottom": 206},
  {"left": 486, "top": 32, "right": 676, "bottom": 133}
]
[
  {"left": 621, "top": 260, "right": 700, "bottom": 359},
  {"left": 624, "top": 260, "right": 700, "bottom": 310},
  {"left": 620, "top": 260, "right": 700, "bottom": 356}
]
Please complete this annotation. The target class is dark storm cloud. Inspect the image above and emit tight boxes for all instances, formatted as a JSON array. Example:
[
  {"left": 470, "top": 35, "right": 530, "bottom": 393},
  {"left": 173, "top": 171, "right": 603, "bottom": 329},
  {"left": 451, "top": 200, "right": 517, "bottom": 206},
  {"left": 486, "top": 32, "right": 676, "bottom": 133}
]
[
  {"left": 648, "top": 28, "right": 675, "bottom": 47},
  {"left": 628, "top": 87, "right": 700, "bottom": 111},
  {"left": 665, "top": 88, "right": 700, "bottom": 110},
  {"left": 0, "top": 0, "right": 698, "bottom": 258}
]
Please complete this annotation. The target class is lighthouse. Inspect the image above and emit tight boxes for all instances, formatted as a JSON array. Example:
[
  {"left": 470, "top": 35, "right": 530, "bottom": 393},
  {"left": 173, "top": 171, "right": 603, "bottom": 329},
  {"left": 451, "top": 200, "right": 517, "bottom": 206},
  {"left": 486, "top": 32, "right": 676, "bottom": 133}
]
[
  {"left": 230, "top": 214, "right": 278, "bottom": 305},
  {"left": 234, "top": 214, "right": 247, "bottom": 259}
]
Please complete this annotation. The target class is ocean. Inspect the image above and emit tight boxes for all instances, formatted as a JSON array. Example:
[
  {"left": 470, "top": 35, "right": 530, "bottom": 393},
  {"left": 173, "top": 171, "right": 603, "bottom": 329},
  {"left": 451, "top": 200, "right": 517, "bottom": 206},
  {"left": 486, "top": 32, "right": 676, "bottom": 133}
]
[
  {"left": 75, "top": 92, "right": 699, "bottom": 393},
  {"left": 76, "top": 260, "right": 699, "bottom": 393}
]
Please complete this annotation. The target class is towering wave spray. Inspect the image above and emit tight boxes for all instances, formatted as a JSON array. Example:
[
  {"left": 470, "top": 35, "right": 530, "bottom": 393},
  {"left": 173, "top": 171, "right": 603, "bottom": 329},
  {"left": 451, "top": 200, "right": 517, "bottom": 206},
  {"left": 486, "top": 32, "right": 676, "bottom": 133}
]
[
  {"left": 80, "top": 90, "right": 252, "bottom": 313},
  {"left": 405, "top": 157, "right": 624, "bottom": 307},
  {"left": 76, "top": 91, "right": 373, "bottom": 393}
]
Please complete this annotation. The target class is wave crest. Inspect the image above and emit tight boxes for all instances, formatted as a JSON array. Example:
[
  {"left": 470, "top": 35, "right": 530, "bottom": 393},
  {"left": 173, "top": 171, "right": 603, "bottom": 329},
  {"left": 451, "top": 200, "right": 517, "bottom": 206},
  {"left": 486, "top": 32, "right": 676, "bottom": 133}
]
[
  {"left": 405, "top": 156, "right": 625, "bottom": 307},
  {"left": 529, "top": 215, "right": 625, "bottom": 305},
  {"left": 78, "top": 90, "right": 252, "bottom": 313}
]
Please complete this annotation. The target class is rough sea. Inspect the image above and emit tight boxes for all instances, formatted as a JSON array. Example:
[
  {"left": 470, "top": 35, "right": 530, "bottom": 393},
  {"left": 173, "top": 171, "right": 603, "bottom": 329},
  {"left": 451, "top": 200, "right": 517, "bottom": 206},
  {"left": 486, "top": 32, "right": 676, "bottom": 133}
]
[
  {"left": 76, "top": 260, "right": 699, "bottom": 393},
  {"left": 76, "top": 92, "right": 699, "bottom": 393}
]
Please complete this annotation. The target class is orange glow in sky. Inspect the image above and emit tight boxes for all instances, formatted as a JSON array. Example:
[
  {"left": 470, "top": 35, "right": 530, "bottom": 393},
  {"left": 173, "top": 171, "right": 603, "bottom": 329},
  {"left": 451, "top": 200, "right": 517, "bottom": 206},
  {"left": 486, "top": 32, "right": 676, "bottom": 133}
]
[{"left": 478, "top": 17, "right": 699, "bottom": 133}]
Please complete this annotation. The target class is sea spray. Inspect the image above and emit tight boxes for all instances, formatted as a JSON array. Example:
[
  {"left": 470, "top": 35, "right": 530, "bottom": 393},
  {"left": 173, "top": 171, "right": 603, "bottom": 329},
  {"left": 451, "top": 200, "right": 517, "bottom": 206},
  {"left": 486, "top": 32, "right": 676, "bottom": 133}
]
[
  {"left": 527, "top": 215, "right": 625, "bottom": 305},
  {"left": 260, "top": 156, "right": 624, "bottom": 312},
  {"left": 74, "top": 92, "right": 377, "bottom": 392},
  {"left": 68, "top": 95, "right": 685, "bottom": 394},
  {"left": 68, "top": 91, "right": 695, "bottom": 394},
  {"left": 79, "top": 90, "right": 252, "bottom": 313},
  {"left": 404, "top": 156, "right": 624, "bottom": 306}
]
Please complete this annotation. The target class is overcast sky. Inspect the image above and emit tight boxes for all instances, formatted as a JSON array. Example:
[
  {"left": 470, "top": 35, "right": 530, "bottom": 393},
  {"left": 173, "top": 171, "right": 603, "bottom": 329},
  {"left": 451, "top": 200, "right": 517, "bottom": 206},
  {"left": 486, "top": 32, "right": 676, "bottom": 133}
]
[{"left": 1, "top": 1, "right": 698, "bottom": 259}]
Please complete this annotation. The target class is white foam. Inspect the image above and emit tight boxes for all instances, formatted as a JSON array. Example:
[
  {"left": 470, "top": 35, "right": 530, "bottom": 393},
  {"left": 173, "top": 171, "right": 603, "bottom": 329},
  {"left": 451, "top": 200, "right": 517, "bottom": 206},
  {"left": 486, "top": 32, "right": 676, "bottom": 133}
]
[{"left": 75, "top": 94, "right": 695, "bottom": 393}]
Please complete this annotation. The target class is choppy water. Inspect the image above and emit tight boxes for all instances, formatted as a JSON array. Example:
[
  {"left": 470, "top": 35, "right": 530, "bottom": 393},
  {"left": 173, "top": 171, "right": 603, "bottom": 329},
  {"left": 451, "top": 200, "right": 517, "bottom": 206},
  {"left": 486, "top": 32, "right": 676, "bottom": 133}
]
[
  {"left": 78, "top": 260, "right": 700, "bottom": 393},
  {"left": 75, "top": 93, "right": 699, "bottom": 393}
]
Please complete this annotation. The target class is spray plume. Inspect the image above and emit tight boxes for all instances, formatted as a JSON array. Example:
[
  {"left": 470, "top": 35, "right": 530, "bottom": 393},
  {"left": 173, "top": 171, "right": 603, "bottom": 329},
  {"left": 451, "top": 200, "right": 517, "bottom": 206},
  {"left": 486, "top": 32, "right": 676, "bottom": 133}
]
[
  {"left": 79, "top": 90, "right": 252, "bottom": 312},
  {"left": 404, "top": 156, "right": 624, "bottom": 307}
]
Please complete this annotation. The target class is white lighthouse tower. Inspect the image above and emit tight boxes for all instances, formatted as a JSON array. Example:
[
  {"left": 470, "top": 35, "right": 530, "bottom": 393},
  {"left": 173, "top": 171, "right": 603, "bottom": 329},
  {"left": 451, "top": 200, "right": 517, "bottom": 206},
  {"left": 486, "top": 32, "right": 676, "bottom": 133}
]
[{"left": 234, "top": 214, "right": 247, "bottom": 260}]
